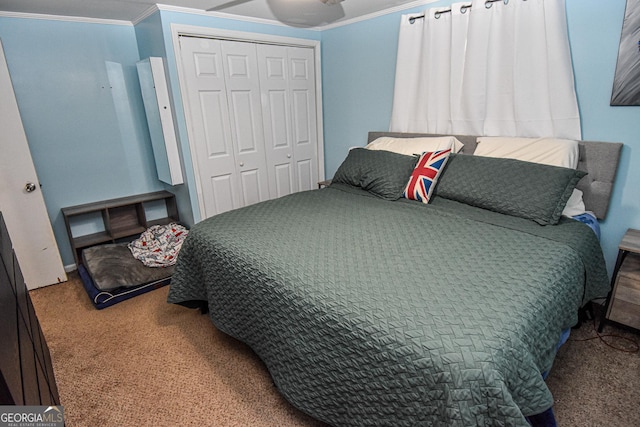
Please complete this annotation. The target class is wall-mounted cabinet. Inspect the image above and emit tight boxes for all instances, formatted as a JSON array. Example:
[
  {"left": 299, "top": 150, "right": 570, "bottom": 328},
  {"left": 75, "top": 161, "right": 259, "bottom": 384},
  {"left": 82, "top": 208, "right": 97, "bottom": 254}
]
[{"left": 137, "top": 57, "right": 183, "bottom": 185}]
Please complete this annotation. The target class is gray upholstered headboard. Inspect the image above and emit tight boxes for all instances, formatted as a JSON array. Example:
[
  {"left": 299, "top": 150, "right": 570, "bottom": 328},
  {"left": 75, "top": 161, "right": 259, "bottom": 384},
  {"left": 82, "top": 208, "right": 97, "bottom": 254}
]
[{"left": 367, "top": 132, "right": 623, "bottom": 220}]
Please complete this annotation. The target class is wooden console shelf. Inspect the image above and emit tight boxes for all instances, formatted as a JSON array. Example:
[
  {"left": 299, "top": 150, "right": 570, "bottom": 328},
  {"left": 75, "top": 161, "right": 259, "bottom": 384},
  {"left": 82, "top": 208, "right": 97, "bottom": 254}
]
[{"left": 62, "top": 191, "right": 179, "bottom": 267}]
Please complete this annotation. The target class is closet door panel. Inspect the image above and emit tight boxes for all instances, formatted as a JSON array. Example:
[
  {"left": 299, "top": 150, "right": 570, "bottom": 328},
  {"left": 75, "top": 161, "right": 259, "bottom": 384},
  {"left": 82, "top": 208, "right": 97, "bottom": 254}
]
[
  {"left": 180, "top": 37, "right": 240, "bottom": 217},
  {"left": 200, "top": 90, "right": 239, "bottom": 214},
  {"left": 267, "top": 91, "right": 289, "bottom": 147},
  {"left": 200, "top": 92, "right": 231, "bottom": 158},
  {"left": 274, "top": 164, "right": 293, "bottom": 198},
  {"left": 209, "top": 174, "right": 236, "bottom": 215},
  {"left": 288, "top": 47, "right": 318, "bottom": 192},
  {"left": 229, "top": 91, "right": 260, "bottom": 154},
  {"left": 239, "top": 169, "right": 265, "bottom": 206},
  {"left": 265, "top": 88, "right": 295, "bottom": 197},
  {"left": 292, "top": 91, "right": 311, "bottom": 140},
  {"left": 257, "top": 45, "right": 296, "bottom": 197},
  {"left": 221, "top": 41, "right": 270, "bottom": 207},
  {"left": 296, "top": 159, "right": 314, "bottom": 193}
]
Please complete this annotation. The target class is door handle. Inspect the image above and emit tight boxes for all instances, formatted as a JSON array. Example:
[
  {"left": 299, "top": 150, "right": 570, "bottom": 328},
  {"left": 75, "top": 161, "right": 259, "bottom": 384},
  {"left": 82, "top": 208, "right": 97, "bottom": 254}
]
[{"left": 25, "top": 182, "right": 37, "bottom": 193}]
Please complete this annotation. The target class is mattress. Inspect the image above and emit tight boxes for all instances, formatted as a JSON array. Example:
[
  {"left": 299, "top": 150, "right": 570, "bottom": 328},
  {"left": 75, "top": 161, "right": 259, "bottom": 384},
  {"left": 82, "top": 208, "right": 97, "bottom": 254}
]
[
  {"left": 80, "top": 243, "right": 173, "bottom": 309},
  {"left": 167, "top": 185, "right": 609, "bottom": 426}
]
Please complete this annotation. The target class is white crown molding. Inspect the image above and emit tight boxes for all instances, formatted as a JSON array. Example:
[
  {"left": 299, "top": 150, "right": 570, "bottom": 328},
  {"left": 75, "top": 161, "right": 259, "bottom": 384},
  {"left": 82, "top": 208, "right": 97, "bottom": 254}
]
[
  {"left": 0, "top": 10, "right": 132, "bottom": 26},
  {"left": 132, "top": 4, "right": 160, "bottom": 25},
  {"left": 149, "top": 4, "right": 322, "bottom": 31}
]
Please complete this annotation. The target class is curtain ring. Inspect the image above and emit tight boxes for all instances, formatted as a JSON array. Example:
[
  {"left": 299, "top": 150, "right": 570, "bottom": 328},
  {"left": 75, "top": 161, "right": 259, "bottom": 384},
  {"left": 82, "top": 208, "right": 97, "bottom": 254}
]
[
  {"left": 461, "top": 5, "right": 470, "bottom": 14},
  {"left": 486, "top": 0, "right": 509, "bottom": 8},
  {"left": 435, "top": 11, "right": 442, "bottom": 19}
]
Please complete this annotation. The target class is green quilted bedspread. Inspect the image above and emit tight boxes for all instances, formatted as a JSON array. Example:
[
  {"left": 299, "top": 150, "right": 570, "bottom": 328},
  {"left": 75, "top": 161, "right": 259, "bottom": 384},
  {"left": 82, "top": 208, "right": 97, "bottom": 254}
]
[{"left": 167, "top": 185, "right": 609, "bottom": 426}]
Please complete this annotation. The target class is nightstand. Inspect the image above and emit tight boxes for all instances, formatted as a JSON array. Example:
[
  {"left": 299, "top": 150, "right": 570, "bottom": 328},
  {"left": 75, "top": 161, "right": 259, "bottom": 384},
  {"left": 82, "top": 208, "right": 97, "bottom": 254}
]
[
  {"left": 599, "top": 228, "right": 640, "bottom": 332},
  {"left": 318, "top": 179, "right": 332, "bottom": 189}
]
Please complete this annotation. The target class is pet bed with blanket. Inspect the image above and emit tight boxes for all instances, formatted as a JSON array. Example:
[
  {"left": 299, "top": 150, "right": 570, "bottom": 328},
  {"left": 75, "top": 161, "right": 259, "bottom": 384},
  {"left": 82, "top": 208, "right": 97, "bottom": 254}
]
[{"left": 79, "top": 224, "right": 187, "bottom": 309}]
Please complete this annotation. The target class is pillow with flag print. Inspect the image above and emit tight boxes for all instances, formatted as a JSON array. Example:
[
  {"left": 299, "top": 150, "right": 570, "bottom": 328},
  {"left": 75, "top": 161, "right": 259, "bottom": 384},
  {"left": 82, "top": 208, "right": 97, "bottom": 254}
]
[{"left": 403, "top": 149, "right": 451, "bottom": 204}]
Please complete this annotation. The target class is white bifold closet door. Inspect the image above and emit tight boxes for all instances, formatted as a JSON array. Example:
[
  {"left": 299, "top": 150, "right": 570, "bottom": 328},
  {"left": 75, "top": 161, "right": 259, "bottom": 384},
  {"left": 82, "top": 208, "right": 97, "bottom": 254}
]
[
  {"left": 258, "top": 44, "right": 318, "bottom": 198},
  {"left": 179, "top": 36, "right": 318, "bottom": 218}
]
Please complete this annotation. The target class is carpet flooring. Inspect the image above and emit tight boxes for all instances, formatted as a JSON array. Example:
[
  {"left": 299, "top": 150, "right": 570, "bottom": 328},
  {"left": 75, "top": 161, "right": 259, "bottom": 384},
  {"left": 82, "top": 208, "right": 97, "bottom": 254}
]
[{"left": 30, "top": 274, "right": 639, "bottom": 426}]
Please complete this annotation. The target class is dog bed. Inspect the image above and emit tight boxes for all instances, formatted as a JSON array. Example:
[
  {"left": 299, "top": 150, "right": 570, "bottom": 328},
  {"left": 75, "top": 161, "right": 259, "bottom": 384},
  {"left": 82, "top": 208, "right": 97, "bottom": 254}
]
[{"left": 79, "top": 243, "right": 173, "bottom": 309}]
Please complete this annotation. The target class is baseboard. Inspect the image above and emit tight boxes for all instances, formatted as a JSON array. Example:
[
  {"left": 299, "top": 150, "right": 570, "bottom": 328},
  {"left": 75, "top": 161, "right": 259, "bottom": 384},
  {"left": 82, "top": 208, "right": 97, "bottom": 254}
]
[{"left": 64, "top": 264, "right": 77, "bottom": 273}]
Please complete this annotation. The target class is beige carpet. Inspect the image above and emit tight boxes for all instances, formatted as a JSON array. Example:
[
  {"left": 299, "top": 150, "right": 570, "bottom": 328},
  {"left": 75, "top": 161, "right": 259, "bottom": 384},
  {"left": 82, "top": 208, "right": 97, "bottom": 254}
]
[{"left": 30, "top": 274, "right": 639, "bottom": 426}]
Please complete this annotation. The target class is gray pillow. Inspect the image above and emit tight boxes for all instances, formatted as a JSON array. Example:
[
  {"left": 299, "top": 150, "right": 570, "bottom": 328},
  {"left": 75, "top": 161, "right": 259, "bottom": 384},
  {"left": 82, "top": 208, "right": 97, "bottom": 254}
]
[
  {"left": 332, "top": 148, "right": 418, "bottom": 200},
  {"left": 435, "top": 154, "right": 586, "bottom": 225}
]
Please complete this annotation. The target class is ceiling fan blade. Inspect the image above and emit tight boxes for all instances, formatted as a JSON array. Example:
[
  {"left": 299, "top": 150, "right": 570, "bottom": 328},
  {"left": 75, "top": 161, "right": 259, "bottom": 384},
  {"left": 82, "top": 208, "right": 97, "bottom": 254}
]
[{"left": 207, "top": 0, "right": 254, "bottom": 12}]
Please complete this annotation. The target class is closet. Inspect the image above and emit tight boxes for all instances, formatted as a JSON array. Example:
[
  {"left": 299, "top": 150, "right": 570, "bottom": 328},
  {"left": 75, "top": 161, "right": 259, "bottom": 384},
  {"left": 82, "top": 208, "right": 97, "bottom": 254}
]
[{"left": 179, "top": 36, "right": 320, "bottom": 218}]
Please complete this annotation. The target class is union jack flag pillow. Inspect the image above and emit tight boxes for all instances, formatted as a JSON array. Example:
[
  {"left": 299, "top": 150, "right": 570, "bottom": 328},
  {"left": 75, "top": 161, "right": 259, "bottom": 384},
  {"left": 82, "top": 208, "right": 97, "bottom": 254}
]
[{"left": 403, "top": 149, "right": 451, "bottom": 204}]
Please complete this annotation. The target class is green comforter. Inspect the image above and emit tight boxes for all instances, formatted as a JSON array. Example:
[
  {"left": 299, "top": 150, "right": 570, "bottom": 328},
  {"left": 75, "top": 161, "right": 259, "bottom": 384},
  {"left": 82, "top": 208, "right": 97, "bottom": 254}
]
[{"left": 167, "top": 184, "right": 609, "bottom": 426}]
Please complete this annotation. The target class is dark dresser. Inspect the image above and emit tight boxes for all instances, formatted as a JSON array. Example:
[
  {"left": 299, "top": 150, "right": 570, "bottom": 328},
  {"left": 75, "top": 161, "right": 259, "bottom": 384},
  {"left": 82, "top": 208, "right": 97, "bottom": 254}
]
[{"left": 0, "top": 212, "right": 60, "bottom": 405}]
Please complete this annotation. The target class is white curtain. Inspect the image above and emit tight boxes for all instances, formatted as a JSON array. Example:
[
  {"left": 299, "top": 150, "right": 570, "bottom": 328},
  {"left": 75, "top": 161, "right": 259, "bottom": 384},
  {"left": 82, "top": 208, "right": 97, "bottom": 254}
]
[{"left": 390, "top": 0, "right": 581, "bottom": 139}]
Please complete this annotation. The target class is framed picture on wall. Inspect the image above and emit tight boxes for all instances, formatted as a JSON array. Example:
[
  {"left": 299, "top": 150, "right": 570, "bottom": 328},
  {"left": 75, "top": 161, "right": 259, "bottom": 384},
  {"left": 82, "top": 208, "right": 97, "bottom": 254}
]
[{"left": 611, "top": 0, "right": 640, "bottom": 106}]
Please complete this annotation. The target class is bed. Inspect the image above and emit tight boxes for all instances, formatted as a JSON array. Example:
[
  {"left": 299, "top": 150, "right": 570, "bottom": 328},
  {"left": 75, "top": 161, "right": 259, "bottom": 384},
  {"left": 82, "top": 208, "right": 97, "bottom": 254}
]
[{"left": 167, "top": 132, "right": 622, "bottom": 426}]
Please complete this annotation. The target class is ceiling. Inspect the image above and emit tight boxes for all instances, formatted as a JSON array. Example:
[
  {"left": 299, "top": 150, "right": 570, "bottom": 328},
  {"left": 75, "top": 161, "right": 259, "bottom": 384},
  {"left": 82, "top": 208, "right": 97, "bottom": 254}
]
[{"left": 0, "top": 0, "right": 427, "bottom": 27}]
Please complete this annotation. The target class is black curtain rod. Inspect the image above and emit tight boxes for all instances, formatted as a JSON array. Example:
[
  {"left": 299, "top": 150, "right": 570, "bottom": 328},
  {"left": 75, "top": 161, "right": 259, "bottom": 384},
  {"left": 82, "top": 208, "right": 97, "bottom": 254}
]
[{"left": 409, "top": 0, "right": 510, "bottom": 24}]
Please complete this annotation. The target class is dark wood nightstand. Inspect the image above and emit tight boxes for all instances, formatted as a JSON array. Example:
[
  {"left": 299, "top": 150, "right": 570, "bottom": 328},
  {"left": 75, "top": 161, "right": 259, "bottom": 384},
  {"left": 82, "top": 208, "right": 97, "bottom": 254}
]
[
  {"left": 317, "top": 179, "right": 332, "bottom": 189},
  {"left": 599, "top": 228, "right": 640, "bottom": 332}
]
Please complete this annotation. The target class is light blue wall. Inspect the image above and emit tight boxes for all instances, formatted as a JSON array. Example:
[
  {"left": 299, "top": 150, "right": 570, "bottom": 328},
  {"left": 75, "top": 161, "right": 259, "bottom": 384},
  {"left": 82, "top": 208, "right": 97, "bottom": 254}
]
[
  {"left": 320, "top": 0, "right": 640, "bottom": 273},
  {"left": 566, "top": 0, "right": 640, "bottom": 272},
  {"left": 0, "top": 17, "right": 163, "bottom": 267},
  {"left": 135, "top": 11, "right": 166, "bottom": 59},
  {"left": 1, "top": 10, "right": 322, "bottom": 268},
  {"left": 321, "top": 11, "right": 407, "bottom": 176},
  {"left": 2, "top": 0, "right": 638, "bottom": 274}
]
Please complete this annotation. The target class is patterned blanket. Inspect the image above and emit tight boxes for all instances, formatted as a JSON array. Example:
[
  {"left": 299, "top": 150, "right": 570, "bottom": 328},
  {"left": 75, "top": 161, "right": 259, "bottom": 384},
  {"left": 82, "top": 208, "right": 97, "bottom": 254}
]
[
  {"left": 167, "top": 186, "right": 609, "bottom": 426},
  {"left": 128, "top": 223, "right": 188, "bottom": 267}
]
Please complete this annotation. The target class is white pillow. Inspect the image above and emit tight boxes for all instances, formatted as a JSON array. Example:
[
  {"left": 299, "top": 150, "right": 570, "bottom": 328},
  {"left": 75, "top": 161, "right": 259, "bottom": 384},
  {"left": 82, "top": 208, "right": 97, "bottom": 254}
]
[
  {"left": 562, "top": 188, "right": 587, "bottom": 217},
  {"left": 475, "top": 136, "right": 579, "bottom": 168},
  {"left": 365, "top": 136, "right": 464, "bottom": 156},
  {"left": 474, "top": 136, "right": 584, "bottom": 217}
]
